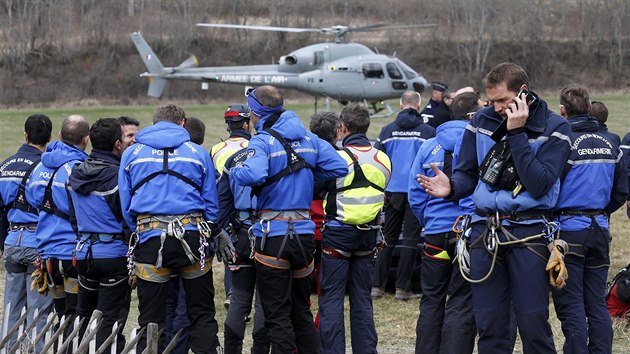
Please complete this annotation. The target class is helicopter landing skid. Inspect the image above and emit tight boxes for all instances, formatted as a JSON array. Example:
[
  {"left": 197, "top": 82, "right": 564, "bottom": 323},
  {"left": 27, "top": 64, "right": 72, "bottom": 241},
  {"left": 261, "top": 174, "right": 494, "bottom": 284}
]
[
  {"left": 364, "top": 99, "right": 395, "bottom": 118},
  {"left": 313, "top": 97, "right": 395, "bottom": 119}
]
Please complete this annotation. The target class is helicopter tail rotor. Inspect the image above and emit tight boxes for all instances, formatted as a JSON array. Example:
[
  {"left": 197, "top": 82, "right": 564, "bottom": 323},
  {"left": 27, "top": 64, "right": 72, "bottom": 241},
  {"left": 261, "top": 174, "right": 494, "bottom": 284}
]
[{"left": 175, "top": 55, "right": 199, "bottom": 70}]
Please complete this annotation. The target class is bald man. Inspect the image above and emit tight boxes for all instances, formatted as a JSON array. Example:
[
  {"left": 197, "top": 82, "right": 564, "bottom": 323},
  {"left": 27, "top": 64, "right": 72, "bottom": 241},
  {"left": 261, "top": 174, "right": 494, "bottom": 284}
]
[{"left": 26, "top": 114, "right": 90, "bottom": 349}]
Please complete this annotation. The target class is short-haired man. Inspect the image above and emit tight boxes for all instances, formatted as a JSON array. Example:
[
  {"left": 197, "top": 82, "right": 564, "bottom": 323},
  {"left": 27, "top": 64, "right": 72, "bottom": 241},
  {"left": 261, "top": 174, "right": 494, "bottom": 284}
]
[
  {"left": 118, "top": 116, "right": 140, "bottom": 150},
  {"left": 552, "top": 85, "right": 628, "bottom": 354},
  {"left": 591, "top": 101, "right": 621, "bottom": 147},
  {"left": 420, "top": 81, "right": 451, "bottom": 128},
  {"left": 185, "top": 117, "right": 206, "bottom": 145},
  {"left": 0, "top": 114, "right": 53, "bottom": 351},
  {"left": 419, "top": 62, "right": 573, "bottom": 353},
  {"left": 409, "top": 92, "right": 480, "bottom": 354},
  {"left": 373, "top": 90, "right": 435, "bottom": 301},
  {"left": 318, "top": 104, "right": 391, "bottom": 353},
  {"left": 119, "top": 104, "right": 234, "bottom": 353},
  {"left": 68, "top": 118, "right": 132, "bottom": 352},
  {"left": 217, "top": 104, "right": 269, "bottom": 354},
  {"left": 231, "top": 85, "right": 347, "bottom": 353},
  {"left": 26, "top": 114, "right": 90, "bottom": 343}
]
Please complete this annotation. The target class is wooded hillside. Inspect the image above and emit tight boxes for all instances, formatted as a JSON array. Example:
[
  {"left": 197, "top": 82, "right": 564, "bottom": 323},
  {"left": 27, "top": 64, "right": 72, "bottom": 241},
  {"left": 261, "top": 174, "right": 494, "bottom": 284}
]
[{"left": 0, "top": 0, "right": 628, "bottom": 106}]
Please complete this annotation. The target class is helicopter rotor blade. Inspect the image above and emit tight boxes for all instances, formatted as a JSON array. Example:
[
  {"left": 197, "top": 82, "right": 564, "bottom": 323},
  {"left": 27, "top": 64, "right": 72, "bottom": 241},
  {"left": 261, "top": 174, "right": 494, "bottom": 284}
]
[
  {"left": 347, "top": 24, "right": 388, "bottom": 32},
  {"left": 349, "top": 24, "right": 437, "bottom": 33},
  {"left": 196, "top": 23, "right": 320, "bottom": 33}
]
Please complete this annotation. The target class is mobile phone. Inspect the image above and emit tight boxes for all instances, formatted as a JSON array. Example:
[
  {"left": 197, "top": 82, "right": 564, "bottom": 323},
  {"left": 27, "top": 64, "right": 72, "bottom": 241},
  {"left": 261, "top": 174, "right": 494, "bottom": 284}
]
[{"left": 517, "top": 88, "right": 537, "bottom": 106}]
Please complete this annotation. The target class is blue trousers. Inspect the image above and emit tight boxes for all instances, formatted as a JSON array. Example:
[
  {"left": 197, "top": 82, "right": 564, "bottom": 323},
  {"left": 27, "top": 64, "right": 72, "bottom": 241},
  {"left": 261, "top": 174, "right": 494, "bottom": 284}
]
[
  {"left": 319, "top": 226, "right": 378, "bottom": 354},
  {"left": 2, "top": 245, "right": 53, "bottom": 353},
  {"left": 552, "top": 226, "right": 612, "bottom": 354},
  {"left": 469, "top": 222, "right": 556, "bottom": 354}
]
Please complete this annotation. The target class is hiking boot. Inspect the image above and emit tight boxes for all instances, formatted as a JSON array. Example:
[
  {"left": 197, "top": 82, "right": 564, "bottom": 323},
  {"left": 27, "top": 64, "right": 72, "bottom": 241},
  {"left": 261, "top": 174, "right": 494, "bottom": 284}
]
[
  {"left": 224, "top": 294, "right": 232, "bottom": 310},
  {"left": 371, "top": 286, "right": 385, "bottom": 299},
  {"left": 395, "top": 288, "right": 421, "bottom": 301}
]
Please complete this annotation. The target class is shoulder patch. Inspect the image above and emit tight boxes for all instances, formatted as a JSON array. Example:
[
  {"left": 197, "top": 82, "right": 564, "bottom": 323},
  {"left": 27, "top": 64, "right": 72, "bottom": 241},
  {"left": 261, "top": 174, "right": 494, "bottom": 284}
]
[{"left": 247, "top": 150, "right": 255, "bottom": 158}]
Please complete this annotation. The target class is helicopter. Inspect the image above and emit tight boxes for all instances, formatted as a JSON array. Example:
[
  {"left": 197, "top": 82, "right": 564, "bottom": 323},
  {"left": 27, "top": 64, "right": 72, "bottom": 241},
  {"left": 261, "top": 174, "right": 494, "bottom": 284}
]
[{"left": 131, "top": 23, "right": 434, "bottom": 115}]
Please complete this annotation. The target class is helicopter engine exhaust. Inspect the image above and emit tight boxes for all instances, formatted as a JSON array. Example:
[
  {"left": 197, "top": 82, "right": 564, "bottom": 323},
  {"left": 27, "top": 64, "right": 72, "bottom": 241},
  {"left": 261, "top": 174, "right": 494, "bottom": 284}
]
[{"left": 282, "top": 55, "right": 298, "bottom": 65}]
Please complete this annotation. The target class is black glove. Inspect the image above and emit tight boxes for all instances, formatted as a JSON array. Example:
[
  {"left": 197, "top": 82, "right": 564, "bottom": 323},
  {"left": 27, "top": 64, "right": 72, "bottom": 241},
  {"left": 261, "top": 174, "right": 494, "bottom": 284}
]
[{"left": 214, "top": 228, "right": 236, "bottom": 264}]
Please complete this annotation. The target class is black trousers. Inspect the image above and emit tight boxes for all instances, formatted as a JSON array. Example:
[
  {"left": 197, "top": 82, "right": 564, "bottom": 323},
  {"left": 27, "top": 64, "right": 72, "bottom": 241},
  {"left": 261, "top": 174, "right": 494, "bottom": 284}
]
[
  {"left": 415, "top": 232, "right": 476, "bottom": 354},
  {"left": 224, "top": 226, "right": 269, "bottom": 354},
  {"left": 255, "top": 233, "right": 317, "bottom": 354},
  {"left": 47, "top": 258, "right": 78, "bottom": 354},
  {"left": 373, "top": 192, "right": 422, "bottom": 291},
  {"left": 134, "top": 231, "right": 220, "bottom": 354},
  {"left": 76, "top": 257, "right": 131, "bottom": 353}
]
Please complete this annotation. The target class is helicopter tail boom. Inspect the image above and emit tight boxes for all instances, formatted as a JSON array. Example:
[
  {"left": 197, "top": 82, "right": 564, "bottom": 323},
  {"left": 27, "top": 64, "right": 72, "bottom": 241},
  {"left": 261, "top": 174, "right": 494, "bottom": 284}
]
[{"left": 131, "top": 32, "right": 168, "bottom": 97}]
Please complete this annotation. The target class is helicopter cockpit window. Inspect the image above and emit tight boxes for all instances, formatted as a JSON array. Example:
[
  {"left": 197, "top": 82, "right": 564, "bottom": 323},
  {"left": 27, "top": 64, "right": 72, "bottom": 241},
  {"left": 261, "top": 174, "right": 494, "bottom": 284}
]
[
  {"left": 362, "top": 63, "right": 384, "bottom": 79},
  {"left": 386, "top": 63, "right": 403, "bottom": 79},
  {"left": 398, "top": 61, "right": 418, "bottom": 80},
  {"left": 314, "top": 51, "right": 324, "bottom": 66}
]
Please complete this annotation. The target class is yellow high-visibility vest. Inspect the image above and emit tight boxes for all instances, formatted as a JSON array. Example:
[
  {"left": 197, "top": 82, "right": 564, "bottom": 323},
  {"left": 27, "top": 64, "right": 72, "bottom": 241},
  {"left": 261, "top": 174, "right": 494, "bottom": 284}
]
[
  {"left": 211, "top": 137, "right": 249, "bottom": 176},
  {"left": 324, "top": 146, "right": 391, "bottom": 225}
]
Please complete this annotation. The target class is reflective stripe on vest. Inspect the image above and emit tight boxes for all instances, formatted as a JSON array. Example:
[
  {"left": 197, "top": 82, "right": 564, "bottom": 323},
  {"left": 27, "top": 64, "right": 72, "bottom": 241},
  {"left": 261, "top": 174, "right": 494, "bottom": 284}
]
[
  {"left": 325, "top": 147, "right": 390, "bottom": 225},
  {"left": 211, "top": 137, "right": 249, "bottom": 176}
]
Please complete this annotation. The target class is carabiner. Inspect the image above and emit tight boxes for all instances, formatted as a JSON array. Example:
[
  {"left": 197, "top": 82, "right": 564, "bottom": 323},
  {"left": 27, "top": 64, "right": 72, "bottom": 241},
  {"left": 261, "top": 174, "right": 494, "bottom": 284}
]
[{"left": 173, "top": 218, "right": 186, "bottom": 239}]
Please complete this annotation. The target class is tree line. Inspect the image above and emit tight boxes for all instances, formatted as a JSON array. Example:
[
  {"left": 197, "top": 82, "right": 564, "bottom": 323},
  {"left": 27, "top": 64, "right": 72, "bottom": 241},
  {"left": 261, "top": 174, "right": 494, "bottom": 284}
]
[{"left": 0, "top": 0, "right": 628, "bottom": 106}]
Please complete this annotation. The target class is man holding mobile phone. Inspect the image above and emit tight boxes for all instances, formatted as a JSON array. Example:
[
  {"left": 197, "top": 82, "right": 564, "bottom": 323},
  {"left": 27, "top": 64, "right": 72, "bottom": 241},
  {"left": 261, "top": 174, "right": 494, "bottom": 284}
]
[{"left": 417, "top": 62, "right": 572, "bottom": 354}]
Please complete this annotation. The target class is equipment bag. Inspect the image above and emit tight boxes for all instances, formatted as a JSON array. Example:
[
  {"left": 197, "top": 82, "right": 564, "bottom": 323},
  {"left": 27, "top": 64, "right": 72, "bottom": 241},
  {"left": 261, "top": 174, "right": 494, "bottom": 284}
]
[{"left": 606, "top": 263, "right": 630, "bottom": 317}]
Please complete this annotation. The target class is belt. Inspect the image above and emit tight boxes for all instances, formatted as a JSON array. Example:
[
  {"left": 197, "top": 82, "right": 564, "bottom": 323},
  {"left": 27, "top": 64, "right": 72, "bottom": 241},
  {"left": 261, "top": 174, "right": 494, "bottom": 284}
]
[
  {"left": 81, "top": 233, "right": 123, "bottom": 242},
  {"left": 9, "top": 223, "right": 37, "bottom": 232},
  {"left": 556, "top": 209, "right": 605, "bottom": 217},
  {"left": 136, "top": 212, "right": 204, "bottom": 233},
  {"left": 474, "top": 208, "right": 553, "bottom": 221},
  {"left": 258, "top": 210, "right": 310, "bottom": 221}
]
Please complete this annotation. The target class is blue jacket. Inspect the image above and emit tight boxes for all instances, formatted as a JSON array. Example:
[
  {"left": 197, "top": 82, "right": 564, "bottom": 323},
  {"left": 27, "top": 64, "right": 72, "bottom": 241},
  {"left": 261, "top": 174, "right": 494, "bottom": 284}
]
[
  {"left": 26, "top": 141, "right": 87, "bottom": 259},
  {"left": 622, "top": 132, "right": 630, "bottom": 200},
  {"left": 231, "top": 110, "right": 347, "bottom": 237},
  {"left": 450, "top": 95, "right": 572, "bottom": 218},
  {"left": 0, "top": 144, "right": 43, "bottom": 249},
  {"left": 375, "top": 108, "right": 436, "bottom": 193},
  {"left": 555, "top": 116, "right": 628, "bottom": 231},
  {"left": 217, "top": 146, "right": 257, "bottom": 230},
  {"left": 118, "top": 121, "right": 219, "bottom": 244},
  {"left": 68, "top": 150, "right": 128, "bottom": 259},
  {"left": 409, "top": 120, "right": 475, "bottom": 233},
  {"left": 597, "top": 123, "right": 621, "bottom": 147}
]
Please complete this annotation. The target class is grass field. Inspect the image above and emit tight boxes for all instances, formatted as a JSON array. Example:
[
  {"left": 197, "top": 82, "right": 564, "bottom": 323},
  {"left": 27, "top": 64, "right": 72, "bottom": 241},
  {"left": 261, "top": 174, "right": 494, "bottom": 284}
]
[{"left": 0, "top": 93, "right": 629, "bottom": 353}]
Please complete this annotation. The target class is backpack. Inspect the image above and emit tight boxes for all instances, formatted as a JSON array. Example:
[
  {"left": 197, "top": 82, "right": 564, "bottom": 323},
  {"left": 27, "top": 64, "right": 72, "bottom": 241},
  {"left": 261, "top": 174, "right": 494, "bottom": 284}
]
[{"left": 606, "top": 263, "right": 630, "bottom": 317}]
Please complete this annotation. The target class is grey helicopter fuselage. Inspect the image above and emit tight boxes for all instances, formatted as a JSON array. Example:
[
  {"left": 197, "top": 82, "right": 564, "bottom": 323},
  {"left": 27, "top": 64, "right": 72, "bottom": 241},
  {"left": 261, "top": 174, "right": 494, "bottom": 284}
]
[
  {"left": 205, "top": 43, "right": 428, "bottom": 101},
  {"left": 132, "top": 32, "right": 428, "bottom": 101}
]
